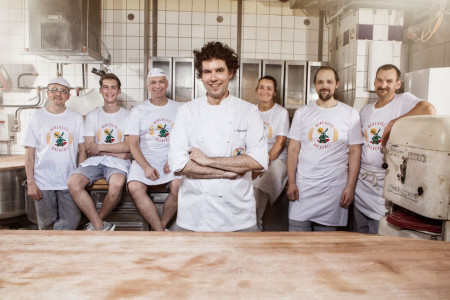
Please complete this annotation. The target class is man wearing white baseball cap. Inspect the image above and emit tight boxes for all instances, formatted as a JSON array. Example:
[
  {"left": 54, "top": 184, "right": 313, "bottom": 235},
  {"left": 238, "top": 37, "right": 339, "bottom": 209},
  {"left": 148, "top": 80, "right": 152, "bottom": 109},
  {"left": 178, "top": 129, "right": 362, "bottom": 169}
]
[
  {"left": 125, "top": 68, "right": 181, "bottom": 231},
  {"left": 22, "top": 77, "right": 85, "bottom": 230}
]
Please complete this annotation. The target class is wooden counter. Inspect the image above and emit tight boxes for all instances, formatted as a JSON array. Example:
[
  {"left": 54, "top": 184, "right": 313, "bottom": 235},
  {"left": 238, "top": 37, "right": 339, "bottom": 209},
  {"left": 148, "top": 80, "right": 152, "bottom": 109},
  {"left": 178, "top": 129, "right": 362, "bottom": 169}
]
[
  {"left": 0, "top": 155, "right": 25, "bottom": 171},
  {"left": 0, "top": 231, "right": 449, "bottom": 299}
]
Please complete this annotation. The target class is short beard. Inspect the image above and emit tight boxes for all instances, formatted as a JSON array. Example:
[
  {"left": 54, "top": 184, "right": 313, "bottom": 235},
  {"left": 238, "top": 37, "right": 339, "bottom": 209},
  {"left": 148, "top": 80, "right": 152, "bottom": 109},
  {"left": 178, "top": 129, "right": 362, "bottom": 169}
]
[{"left": 318, "top": 89, "right": 333, "bottom": 101}]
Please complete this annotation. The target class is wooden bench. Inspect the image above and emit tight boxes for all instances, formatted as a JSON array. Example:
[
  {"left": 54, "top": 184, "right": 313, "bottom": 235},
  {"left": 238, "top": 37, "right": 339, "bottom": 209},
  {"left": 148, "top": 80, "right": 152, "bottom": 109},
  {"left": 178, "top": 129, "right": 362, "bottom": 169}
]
[{"left": 87, "top": 179, "right": 173, "bottom": 231}]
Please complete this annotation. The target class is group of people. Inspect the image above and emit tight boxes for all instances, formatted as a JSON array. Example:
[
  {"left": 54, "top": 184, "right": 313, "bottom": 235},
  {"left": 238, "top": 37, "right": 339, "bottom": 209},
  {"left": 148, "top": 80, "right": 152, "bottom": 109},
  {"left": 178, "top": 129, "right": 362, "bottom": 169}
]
[{"left": 23, "top": 41, "right": 436, "bottom": 233}]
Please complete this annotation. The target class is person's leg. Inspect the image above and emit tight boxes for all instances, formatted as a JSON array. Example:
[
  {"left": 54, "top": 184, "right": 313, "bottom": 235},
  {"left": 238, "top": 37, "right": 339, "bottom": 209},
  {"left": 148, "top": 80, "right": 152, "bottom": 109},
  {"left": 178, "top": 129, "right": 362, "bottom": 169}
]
[
  {"left": 353, "top": 206, "right": 370, "bottom": 234},
  {"left": 368, "top": 218, "right": 380, "bottom": 235},
  {"left": 54, "top": 190, "right": 81, "bottom": 230},
  {"left": 68, "top": 172, "right": 104, "bottom": 230},
  {"left": 313, "top": 223, "right": 337, "bottom": 231},
  {"left": 289, "top": 219, "right": 313, "bottom": 232},
  {"left": 128, "top": 180, "right": 163, "bottom": 231},
  {"left": 161, "top": 179, "right": 180, "bottom": 229},
  {"left": 254, "top": 188, "right": 269, "bottom": 231},
  {"left": 35, "top": 190, "right": 58, "bottom": 230},
  {"left": 99, "top": 170, "right": 126, "bottom": 220}
]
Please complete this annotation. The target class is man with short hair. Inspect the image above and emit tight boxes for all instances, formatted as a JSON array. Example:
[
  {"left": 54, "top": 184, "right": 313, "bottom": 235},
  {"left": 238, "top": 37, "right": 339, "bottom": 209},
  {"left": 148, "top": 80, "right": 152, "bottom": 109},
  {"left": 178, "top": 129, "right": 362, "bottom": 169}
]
[
  {"left": 168, "top": 41, "right": 268, "bottom": 232},
  {"left": 287, "top": 66, "right": 363, "bottom": 232},
  {"left": 126, "top": 68, "right": 181, "bottom": 231},
  {"left": 354, "top": 64, "right": 435, "bottom": 234},
  {"left": 68, "top": 73, "right": 130, "bottom": 231},
  {"left": 23, "top": 77, "right": 84, "bottom": 230}
]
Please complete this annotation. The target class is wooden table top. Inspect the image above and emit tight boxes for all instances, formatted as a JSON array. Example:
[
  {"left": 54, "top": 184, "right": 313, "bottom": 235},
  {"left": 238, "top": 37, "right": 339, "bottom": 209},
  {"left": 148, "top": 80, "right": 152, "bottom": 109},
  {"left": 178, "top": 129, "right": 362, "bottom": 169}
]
[
  {"left": 0, "top": 231, "right": 449, "bottom": 299},
  {"left": 0, "top": 155, "right": 25, "bottom": 171}
]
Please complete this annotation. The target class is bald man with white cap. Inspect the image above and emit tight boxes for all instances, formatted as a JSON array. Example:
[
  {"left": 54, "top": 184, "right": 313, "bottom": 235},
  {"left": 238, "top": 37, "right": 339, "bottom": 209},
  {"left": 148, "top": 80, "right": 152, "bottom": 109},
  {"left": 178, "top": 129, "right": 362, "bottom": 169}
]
[
  {"left": 125, "top": 68, "right": 181, "bottom": 231},
  {"left": 22, "top": 77, "right": 85, "bottom": 230}
]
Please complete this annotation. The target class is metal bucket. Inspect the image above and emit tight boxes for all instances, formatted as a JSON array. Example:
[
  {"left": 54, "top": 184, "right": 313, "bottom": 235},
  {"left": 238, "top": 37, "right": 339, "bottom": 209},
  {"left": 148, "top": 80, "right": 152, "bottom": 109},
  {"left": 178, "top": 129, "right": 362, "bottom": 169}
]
[{"left": 0, "top": 168, "right": 26, "bottom": 219}]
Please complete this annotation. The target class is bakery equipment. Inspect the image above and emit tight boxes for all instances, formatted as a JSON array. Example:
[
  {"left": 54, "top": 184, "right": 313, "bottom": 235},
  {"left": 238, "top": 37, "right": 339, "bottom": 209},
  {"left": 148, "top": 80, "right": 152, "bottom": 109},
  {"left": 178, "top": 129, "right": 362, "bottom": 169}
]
[{"left": 379, "top": 115, "right": 450, "bottom": 241}]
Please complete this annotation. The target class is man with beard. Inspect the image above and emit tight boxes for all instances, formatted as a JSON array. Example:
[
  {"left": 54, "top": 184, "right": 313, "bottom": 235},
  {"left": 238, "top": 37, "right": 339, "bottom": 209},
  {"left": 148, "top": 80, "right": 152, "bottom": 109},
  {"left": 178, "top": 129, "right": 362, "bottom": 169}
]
[
  {"left": 286, "top": 66, "right": 363, "bottom": 231},
  {"left": 354, "top": 64, "right": 435, "bottom": 234}
]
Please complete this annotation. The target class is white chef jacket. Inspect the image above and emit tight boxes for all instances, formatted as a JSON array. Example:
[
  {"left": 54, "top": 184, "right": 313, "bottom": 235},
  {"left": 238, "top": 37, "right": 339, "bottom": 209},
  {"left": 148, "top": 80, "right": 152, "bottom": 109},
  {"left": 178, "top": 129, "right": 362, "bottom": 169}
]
[{"left": 168, "top": 95, "right": 268, "bottom": 232}]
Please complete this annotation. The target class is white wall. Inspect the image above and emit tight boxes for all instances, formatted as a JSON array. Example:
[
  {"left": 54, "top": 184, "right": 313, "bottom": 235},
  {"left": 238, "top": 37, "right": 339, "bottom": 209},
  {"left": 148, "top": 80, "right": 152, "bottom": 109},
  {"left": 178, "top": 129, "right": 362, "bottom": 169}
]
[{"left": 0, "top": 0, "right": 326, "bottom": 155}]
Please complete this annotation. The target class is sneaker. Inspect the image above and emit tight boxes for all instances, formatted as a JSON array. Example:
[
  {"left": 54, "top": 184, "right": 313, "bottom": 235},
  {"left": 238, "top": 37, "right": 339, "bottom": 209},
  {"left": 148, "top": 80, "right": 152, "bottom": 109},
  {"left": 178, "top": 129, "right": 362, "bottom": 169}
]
[
  {"left": 84, "top": 222, "right": 95, "bottom": 231},
  {"left": 101, "top": 221, "right": 115, "bottom": 231},
  {"left": 84, "top": 221, "right": 115, "bottom": 231}
]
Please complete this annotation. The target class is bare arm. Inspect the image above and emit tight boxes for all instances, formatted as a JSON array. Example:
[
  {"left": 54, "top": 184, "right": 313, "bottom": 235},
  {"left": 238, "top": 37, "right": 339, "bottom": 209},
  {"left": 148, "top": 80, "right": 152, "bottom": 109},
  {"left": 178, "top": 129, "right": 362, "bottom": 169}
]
[
  {"left": 286, "top": 139, "right": 300, "bottom": 201},
  {"left": 340, "top": 144, "right": 362, "bottom": 208},
  {"left": 268, "top": 135, "right": 287, "bottom": 163},
  {"left": 24, "top": 147, "right": 42, "bottom": 200},
  {"left": 176, "top": 160, "right": 240, "bottom": 179},
  {"left": 86, "top": 135, "right": 131, "bottom": 156},
  {"left": 189, "top": 148, "right": 264, "bottom": 174},
  {"left": 128, "top": 135, "right": 160, "bottom": 181},
  {"left": 381, "top": 101, "right": 436, "bottom": 147},
  {"left": 78, "top": 143, "right": 87, "bottom": 164}
]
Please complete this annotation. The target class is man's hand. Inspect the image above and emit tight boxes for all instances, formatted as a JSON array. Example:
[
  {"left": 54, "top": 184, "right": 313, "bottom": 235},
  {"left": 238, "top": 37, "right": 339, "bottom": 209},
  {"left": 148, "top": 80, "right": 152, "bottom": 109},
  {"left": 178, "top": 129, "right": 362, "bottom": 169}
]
[
  {"left": 189, "top": 148, "right": 210, "bottom": 166},
  {"left": 381, "top": 119, "right": 395, "bottom": 148},
  {"left": 87, "top": 143, "right": 101, "bottom": 156},
  {"left": 222, "top": 171, "right": 240, "bottom": 179},
  {"left": 144, "top": 165, "right": 160, "bottom": 181},
  {"left": 287, "top": 183, "right": 299, "bottom": 201},
  {"left": 28, "top": 182, "right": 43, "bottom": 201},
  {"left": 252, "top": 171, "right": 262, "bottom": 180},
  {"left": 108, "top": 152, "right": 131, "bottom": 160},
  {"left": 163, "top": 161, "right": 171, "bottom": 174},
  {"left": 340, "top": 185, "right": 355, "bottom": 208}
]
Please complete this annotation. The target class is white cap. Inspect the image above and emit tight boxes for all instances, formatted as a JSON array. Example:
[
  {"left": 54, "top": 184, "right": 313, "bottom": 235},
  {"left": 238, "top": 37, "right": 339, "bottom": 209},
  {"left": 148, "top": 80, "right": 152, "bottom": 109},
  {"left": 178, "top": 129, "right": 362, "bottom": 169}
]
[
  {"left": 147, "top": 68, "right": 167, "bottom": 79},
  {"left": 47, "top": 77, "right": 71, "bottom": 89}
]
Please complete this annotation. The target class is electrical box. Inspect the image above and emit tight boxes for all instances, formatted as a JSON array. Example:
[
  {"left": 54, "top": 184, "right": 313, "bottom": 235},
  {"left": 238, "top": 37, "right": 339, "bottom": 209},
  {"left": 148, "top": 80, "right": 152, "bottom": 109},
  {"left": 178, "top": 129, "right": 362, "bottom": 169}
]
[{"left": 0, "top": 113, "right": 13, "bottom": 141}]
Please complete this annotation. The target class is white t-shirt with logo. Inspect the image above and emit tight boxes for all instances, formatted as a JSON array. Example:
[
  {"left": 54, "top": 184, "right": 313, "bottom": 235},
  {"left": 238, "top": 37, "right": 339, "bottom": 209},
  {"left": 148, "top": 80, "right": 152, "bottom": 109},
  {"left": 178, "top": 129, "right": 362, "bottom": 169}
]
[
  {"left": 21, "top": 108, "right": 84, "bottom": 190},
  {"left": 288, "top": 101, "right": 363, "bottom": 226},
  {"left": 359, "top": 93, "right": 422, "bottom": 169},
  {"left": 80, "top": 107, "right": 131, "bottom": 173},
  {"left": 258, "top": 103, "right": 289, "bottom": 161},
  {"left": 289, "top": 101, "right": 363, "bottom": 186},
  {"left": 125, "top": 99, "right": 181, "bottom": 183},
  {"left": 355, "top": 92, "right": 422, "bottom": 220}
]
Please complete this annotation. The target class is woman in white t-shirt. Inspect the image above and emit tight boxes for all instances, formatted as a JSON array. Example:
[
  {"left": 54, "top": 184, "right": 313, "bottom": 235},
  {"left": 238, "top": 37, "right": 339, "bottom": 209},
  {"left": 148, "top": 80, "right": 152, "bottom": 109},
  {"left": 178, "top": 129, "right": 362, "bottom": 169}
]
[{"left": 252, "top": 76, "right": 290, "bottom": 231}]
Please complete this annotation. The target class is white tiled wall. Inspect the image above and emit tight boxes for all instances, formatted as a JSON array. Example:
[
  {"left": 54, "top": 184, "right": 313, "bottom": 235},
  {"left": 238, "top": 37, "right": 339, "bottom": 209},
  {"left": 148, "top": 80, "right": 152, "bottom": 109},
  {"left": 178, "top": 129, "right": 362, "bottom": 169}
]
[
  {"left": 0, "top": 0, "right": 328, "bottom": 154},
  {"left": 328, "top": 8, "right": 403, "bottom": 110}
]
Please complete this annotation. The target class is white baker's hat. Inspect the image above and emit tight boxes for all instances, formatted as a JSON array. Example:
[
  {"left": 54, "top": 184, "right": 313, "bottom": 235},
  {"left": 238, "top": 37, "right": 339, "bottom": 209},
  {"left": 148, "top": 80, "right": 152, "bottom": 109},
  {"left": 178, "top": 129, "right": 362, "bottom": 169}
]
[
  {"left": 147, "top": 68, "right": 167, "bottom": 79},
  {"left": 47, "top": 77, "right": 72, "bottom": 89}
]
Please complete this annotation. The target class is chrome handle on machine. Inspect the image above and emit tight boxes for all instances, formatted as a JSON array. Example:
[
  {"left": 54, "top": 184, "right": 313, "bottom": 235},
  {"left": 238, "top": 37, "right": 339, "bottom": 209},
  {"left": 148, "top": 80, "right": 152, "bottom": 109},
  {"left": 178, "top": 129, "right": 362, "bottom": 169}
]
[{"left": 397, "top": 160, "right": 407, "bottom": 184}]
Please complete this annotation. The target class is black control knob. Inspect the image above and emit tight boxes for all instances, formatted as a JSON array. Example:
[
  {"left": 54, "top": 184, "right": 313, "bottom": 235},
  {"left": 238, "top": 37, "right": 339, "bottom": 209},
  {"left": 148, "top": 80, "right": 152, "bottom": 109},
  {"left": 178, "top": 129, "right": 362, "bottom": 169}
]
[
  {"left": 418, "top": 187, "right": 424, "bottom": 196},
  {"left": 382, "top": 163, "right": 388, "bottom": 169}
]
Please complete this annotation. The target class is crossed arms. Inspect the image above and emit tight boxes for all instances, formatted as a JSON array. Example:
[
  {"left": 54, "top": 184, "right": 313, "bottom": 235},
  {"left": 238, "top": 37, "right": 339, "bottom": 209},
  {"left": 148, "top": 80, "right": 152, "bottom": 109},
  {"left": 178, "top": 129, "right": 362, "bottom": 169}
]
[{"left": 178, "top": 148, "right": 264, "bottom": 179}]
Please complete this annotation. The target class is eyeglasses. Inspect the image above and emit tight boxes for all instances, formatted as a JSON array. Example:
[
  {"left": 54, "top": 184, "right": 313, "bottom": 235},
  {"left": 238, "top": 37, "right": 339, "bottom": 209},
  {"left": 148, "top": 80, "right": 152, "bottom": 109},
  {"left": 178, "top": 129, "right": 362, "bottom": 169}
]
[{"left": 48, "top": 88, "right": 70, "bottom": 94}]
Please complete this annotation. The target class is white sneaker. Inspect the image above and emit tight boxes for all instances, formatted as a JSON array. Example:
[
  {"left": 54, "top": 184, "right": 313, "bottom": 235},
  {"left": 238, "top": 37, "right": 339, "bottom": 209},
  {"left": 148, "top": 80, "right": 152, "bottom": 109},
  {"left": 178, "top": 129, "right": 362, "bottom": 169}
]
[
  {"left": 101, "top": 222, "right": 115, "bottom": 231},
  {"left": 84, "top": 222, "right": 95, "bottom": 231},
  {"left": 84, "top": 221, "right": 115, "bottom": 231}
]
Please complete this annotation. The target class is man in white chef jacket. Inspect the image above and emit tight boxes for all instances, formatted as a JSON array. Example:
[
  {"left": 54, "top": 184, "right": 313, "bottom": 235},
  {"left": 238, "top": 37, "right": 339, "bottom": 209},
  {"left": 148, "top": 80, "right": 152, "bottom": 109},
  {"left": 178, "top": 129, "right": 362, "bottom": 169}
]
[
  {"left": 168, "top": 41, "right": 268, "bottom": 232},
  {"left": 353, "top": 64, "right": 435, "bottom": 234},
  {"left": 125, "top": 68, "right": 181, "bottom": 231}
]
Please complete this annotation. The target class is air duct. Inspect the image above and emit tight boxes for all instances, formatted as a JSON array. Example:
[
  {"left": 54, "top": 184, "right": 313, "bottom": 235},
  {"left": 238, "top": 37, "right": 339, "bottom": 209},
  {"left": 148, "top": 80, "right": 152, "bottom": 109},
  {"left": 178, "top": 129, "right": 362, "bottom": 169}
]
[{"left": 23, "top": 0, "right": 108, "bottom": 64}]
